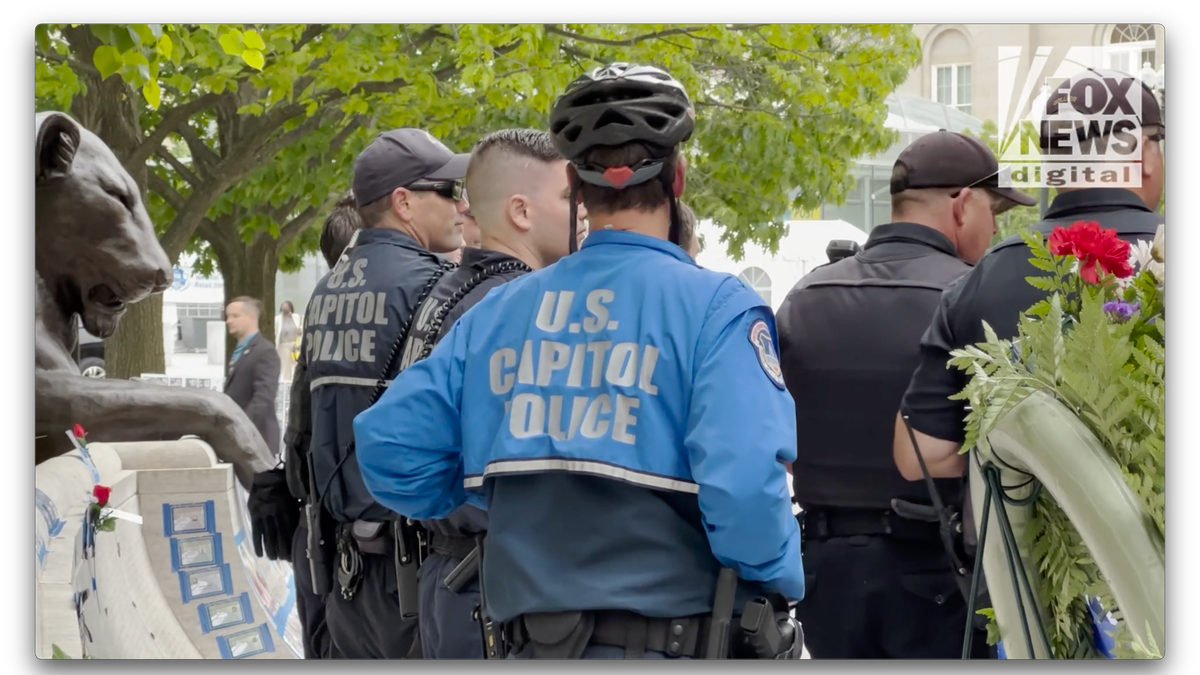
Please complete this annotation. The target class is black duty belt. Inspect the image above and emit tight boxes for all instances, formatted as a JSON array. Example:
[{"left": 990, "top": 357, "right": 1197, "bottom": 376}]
[
  {"left": 507, "top": 610, "right": 708, "bottom": 659},
  {"left": 800, "top": 507, "right": 941, "bottom": 542},
  {"left": 342, "top": 520, "right": 393, "bottom": 556},
  {"left": 429, "top": 530, "right": 479, "bottom": 561}
]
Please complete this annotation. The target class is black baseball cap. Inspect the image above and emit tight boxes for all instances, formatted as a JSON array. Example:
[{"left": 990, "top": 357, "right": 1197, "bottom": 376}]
[
  {"left": 353, "top": 128, "right": 470, "bottom": 207},
  {"left": 891, "top": 130, "right": 1037, "bottom": 208},
  {"left": 1040, "top": 69, "right": 1163, "bottom": 152}
]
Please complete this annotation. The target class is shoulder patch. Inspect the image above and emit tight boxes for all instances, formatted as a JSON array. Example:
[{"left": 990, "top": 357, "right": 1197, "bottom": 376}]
[{"left": 748, "top": 318, "right": 786, "bottom": 390}]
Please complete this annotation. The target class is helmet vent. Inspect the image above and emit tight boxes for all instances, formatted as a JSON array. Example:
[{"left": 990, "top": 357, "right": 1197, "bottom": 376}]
[{"left": 595, "top": 109, "right": 635, "bottom": 129}]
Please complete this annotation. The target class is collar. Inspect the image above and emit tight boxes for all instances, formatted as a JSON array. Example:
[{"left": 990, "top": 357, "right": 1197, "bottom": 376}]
[
  {"left": 579, "top": 228, "right": 693, "bottom": 264},
  {"left": 236, "top": 331, "right": 258, "bottom": 349},
  {"left": 355, "top": 227, "right": 427, "bottom": 252},
  {"left": 863, "top": 222, "right": 958, "bottom": 258},
  {"left": 461, "top": 247, "right": 526, "bottom": 269},
  {"left": 1044, "top": 188, "right": 1152, "bottom": 220}
]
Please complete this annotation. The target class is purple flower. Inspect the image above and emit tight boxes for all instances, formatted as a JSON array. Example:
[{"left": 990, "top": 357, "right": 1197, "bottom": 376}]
[{"left": 1103, "top": 300, "right": 1139, "bottom": 323}]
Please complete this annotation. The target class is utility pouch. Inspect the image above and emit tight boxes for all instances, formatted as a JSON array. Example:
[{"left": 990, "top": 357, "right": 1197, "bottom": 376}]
[{"left": 521, "top": 611, "right": 596, "bottom": 659}]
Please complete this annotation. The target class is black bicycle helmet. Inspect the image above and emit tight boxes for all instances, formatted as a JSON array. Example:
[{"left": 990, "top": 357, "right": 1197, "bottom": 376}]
[
  {"left": 550, "top": 63, "right": 696, "bottom": 254},
  {"left": 550, "top": 63, "right": 695, "bottom": 165}
]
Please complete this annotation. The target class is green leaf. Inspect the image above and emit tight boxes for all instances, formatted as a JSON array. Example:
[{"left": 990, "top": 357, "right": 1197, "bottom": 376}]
[
  {"left": 91, "top": 45, "right": 123, "bottom": 79},
  {"left": 51, "top": 644, "right": 72, "bottom": 659},
  {"left": 131, "top": 24, "right": 157, "bottom": 46},
  {"left": 147, "top": 23, "right": 163, "bottom": 39},
  {"left": 242, "top": 48, "right": 265, "bottom": 71},
  {"left": 157, "top": 34, "right": 173, "bottom": 60},
  {"left": 218, "top": 28, "right": 244, "bottom": 56},
  {"left": 113, "top": 26, "right": 137, "bottom": 53},
  {"left": 143, "top": 79, "right": 162, "bottom": 109},
  {"left": 242, "top": 29, "right": 266, "bottom": 50},
  {"left": 35, "top": 24, "right": 51, "bottom": 52}
]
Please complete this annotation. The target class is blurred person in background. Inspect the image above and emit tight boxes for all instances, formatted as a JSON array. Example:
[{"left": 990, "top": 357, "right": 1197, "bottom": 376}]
[{"left": 275, "top": 300, "right": 301, "bottom": 382}]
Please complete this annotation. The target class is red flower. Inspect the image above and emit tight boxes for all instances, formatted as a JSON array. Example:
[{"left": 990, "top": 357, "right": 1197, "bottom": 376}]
[
  {"left": 72, "top": 424, "right": 87, "bottom": 440},
  {"left": 1047, "top": 220, "right": 1134, "bottom": 284},
  {"left": 92, "top": 485, "right": 111, "bottom": 507}
]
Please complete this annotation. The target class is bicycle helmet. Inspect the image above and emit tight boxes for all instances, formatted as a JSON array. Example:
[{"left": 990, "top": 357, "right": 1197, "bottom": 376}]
[
  {"left": 549, "top": 63, "right": 696, "bottom": 252},
  {"left": 550, "top": 63, "right": 695, "bottom": 164}
]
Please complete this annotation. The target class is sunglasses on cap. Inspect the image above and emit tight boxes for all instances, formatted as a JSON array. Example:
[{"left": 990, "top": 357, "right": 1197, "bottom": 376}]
[{"left": 408, "top": 179, "right": 465, "bottom": 202}]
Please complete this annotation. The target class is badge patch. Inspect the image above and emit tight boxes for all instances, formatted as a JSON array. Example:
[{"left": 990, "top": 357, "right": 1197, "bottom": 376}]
[{"left": 749, "top": 319, "right": 786, "bottom": 389}]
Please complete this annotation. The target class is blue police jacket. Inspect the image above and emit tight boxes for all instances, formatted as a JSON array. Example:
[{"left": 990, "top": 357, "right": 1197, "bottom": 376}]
[
  {"left": 355, "top": 229, "right": 805, "bottom": 602},
  {"left": 305, "top": 227, "right": 446, "bottom": 523}
]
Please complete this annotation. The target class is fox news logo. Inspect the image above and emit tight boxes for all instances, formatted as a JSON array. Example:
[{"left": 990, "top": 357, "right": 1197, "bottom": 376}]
[{"left": 997, "top": 52, "right": 1148, "bottom": 189}]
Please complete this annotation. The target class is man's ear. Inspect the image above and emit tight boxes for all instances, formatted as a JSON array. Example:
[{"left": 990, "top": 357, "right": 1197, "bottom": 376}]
[
  {"left": 389, "top": 187, "right": 411, "bottom": 223},
  {"left": 950, "top": 189, "right": 969, "bottom": 229},
  {"left": 672, "top": 159, "right": 686, "bottom": 198},
  {"left": 1141, "top": 135, "right": 1160, "bottom": 179},
  {"left": 36, "top": 113, "right": 81, "bottom": 183},
  {"left": 506, "top": 194, "right": 532, "bottom": 233}
]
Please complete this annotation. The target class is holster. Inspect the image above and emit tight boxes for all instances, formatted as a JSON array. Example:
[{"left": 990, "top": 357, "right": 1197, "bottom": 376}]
[
  {"left": 305, "top": 500, "right": 335, "bottom": 596},
  {"left": 392, "top": 519, "right": 425, "bottom": 620}
]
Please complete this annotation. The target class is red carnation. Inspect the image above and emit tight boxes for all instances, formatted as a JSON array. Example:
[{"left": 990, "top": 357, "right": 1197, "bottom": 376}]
[
  {"left": 1047, "top": 220, "right": 1133, "bottom": 284},
  {"left": 72, "top": 424, "right": 87, "bottom": 440},
  {"left": 93, "top": 484, "right": 111, "bottom": 507}
]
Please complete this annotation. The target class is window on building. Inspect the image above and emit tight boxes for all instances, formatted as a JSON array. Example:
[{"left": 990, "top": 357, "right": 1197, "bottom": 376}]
[
  {"left": 934, "top": 64, "right": 972, "bottom": 116},
  {"left": 1105, "top": 24, "right": 1156, "bottom": 74},
  {"left": 738, "top": 267, "right": 772, "bottom": 307}
]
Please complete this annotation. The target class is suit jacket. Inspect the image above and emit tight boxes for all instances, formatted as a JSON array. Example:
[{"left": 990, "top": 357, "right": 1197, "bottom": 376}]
[{"left": 225, "top": 332, "right": 281, "bottom": 456}]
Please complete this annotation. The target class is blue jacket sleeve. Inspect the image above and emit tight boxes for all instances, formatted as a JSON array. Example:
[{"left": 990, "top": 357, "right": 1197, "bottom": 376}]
[
  {"left": 684, "top": 286, "right": 804, "bottom": 602},
  {"left": 355, "top": 319, "right": 468, "bottom": 520}
]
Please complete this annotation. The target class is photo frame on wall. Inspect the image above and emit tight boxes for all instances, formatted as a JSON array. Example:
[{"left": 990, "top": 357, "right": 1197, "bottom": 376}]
[
  {"left": 163, "top": 501, "right": 216, "bottom": 537},
  {"left": 170, "top": 533, "right": 223, "bottom": 571},
  {"left": 216, "top": 624, "right": 274, "bottom": 659},
  {"left": 198, "top": 593, "right": 254, "bottom": 633},
  {"left": 178, "top": 564, "right": 233, "bottom": 603}
]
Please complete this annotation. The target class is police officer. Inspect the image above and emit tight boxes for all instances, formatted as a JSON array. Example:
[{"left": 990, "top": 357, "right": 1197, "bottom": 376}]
[
  {"left": 353, "top": 63, "right": 804, "bottom": 660},
  {"left": 400, "top": 128, "right": 587, "bottom": 659},
  {"left": 245, "top": 195, "right": 361, "bottom": 659},
  {"left": 894, "top": 70, "right": 1164, "bottom": 482},
  {"left": 776, "top": 130, "right": 1036, "bottom": 659},
  {"left": 307, "top": 128, "right": 469, "bottom": 658}
]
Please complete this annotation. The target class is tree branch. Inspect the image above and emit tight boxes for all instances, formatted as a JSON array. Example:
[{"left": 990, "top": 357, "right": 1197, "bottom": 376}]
[
  {"left": 36, "top": 48, "right": 100, "bottom": 77},
  {"left": 147, "top": 172, "right": 185, "bottom": 212},
  {"left": 155, "top": 147, "right": 203, "bottom": 189},
  {"left": 124, "top": 93, "right": 222, "bottom": 172},
  {"left": 251, "top": 107, "right": 340, "bottom": 165},
  {"left": 542, "top": 24, "right": 710, "bottom": 46},
  {"left": 176, "top": 123, "right": 222, "bottom": 174},
  {"left": 275, "top": 199, "right": 330, "bottom": 250}
]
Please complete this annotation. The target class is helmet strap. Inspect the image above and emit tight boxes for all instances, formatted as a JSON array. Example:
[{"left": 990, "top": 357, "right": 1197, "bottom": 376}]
[
  {"left": 568, "top": 185, "right": 580, "bottom": 254},
  {"left": 660, "top": 171, "right": 682, "bottom": 246}
]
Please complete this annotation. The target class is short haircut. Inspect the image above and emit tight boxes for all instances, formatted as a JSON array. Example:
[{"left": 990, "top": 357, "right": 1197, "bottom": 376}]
[
  {"left": 321, "top": 193, "right": 363, "bottom": 267},
  {"left": 889, "top": 162, "right": 955, "bottom": 214},
  {"left": 577, "top": 143, "right": 679, "bottom": 216},
  {"left": 229, "top": 296, "right": 263, "bottom": 318},
  {"left": 357, "top": 195, "right": 391, "bottom": 229},
  {"left": 466, "top": 129, "right": 563, "bottom": 223}
]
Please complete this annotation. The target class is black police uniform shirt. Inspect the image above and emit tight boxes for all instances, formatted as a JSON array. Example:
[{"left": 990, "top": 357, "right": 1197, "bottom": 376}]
[
  {"left": 406, "top": 246, "right": 532, "bottom": 542},
  {"left": 777, "top": 222, "right": 971, "bottom": 510},
  {"left": 304, "top": 227, "right": 446, "bottom": 523},
  {"left": 902, "top": 188, "right": 1163, "bottom": 444}
]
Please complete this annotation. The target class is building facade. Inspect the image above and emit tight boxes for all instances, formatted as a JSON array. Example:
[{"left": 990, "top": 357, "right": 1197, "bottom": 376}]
[{"left": 896, "top": 24, "right": 1164, "bottom": 127}]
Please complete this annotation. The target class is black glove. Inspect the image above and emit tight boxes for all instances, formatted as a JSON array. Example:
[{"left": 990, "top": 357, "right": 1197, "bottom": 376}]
[{"left": 247, "top": 467, "right": 302, "bottom": 561}]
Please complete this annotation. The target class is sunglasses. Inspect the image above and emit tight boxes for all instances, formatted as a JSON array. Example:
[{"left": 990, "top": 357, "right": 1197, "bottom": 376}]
[{"left": 408, "top": 179, "right": 465, "bottom": 202}]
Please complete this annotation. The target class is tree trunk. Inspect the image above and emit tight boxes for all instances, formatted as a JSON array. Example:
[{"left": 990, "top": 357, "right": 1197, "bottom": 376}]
[
  {"left": 62, "top": 26, "right": 167, "bottom": 380},
  {"left": 206, "top": 229, "right": 279, "bottom": 379},
  {"left": 105, "top": 294, "right": 166, "bottom": 380}
]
